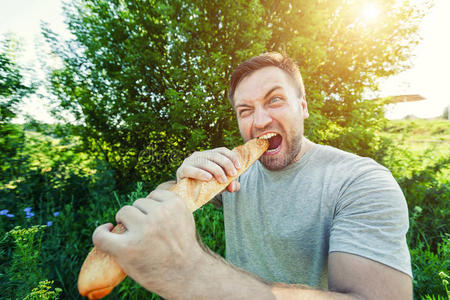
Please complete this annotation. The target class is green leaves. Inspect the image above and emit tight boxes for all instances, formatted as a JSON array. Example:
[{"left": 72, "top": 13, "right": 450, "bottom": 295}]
[{"left": 46, "top": 0, "right": 430, "bottom": 185}]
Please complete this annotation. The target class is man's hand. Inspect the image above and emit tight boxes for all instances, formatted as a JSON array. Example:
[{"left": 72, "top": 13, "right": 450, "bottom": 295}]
[
  {"left": 176, "top": 147, "right": 242, "bottom": 193},
  {"left": 92, "top": 189, "right": 205, "bottom": 297}
]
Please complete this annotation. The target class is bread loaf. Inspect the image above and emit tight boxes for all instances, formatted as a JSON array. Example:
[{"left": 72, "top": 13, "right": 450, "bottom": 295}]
[{"left": 78, "top": 138, "right": 269, "bottom": 299}]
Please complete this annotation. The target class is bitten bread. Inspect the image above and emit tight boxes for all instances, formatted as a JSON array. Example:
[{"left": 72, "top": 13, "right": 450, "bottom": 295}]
[{"left": 77, "top": 138, "right": 269, "bottom": 299}]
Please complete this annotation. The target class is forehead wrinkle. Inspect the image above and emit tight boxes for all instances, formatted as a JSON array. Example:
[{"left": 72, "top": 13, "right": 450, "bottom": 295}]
[
  {"left": 234, "top": 84, "right": 286, "bottom": 108},
  {"left": 234, "top": 67, "right": 293, "bottom": 106}
]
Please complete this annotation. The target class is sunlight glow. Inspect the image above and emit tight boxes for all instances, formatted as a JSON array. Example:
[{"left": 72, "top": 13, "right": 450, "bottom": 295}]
[{"left": 362, "top": 3, "right": 380, "bottom": 22}]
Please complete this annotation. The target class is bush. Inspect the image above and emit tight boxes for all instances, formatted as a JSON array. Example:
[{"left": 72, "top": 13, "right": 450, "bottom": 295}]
[
  {"left": 24, "top": 280, "right": 62, "bottom": 300},
  {"left": 410, "top": 235, "right": 449, "bottom": 299},
  {"left": 381, "top": 126, "right": 449, "bottom": 298},
  {"left": 1, "top": 225, "right": 48, "bottom": 299},
  {"left": 400, "top": 157, "right": 449, "bottom": 253},
  {"left": 0, "top": 119, "right": 448, "bottom": 299}
]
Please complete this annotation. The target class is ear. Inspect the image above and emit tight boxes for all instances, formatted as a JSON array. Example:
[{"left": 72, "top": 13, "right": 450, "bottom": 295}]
[{"left": 300, "top": 95, "right": 309, "bottom": 119}]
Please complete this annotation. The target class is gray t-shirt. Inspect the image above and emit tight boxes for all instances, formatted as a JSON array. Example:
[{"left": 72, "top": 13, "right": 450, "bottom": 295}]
[{"left": 221, "top": 143, "right": 412, "bottom": 289}]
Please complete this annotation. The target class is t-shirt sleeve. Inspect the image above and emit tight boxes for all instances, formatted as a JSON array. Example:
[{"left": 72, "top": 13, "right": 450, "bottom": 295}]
[{"left": 329, "top": 159, "right": 412, "bottom": 277}]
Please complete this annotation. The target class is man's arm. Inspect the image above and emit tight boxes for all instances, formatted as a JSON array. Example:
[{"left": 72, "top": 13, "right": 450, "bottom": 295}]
[
  {"left": 169, "top": 243, "right": 412, "bottom": 300},
  {"left": 93, "top": 188, "right": 411, "bottom": 300}
]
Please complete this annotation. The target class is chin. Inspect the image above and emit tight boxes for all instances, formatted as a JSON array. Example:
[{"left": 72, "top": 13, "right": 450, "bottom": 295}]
[
  {"left": 260, "top": 143, "right": 301, "bottom": 170},
  {"left": 259, "top": 155, "right": 290, "bottom": 171}
]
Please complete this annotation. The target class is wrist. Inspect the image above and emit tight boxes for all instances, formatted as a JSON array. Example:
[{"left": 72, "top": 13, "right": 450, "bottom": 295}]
[
  {"left": 178, "top": 249, "right": 275, "bottom": 299},
  {"left": 147, "top": 244, "right": 207, "bottom": 299}
]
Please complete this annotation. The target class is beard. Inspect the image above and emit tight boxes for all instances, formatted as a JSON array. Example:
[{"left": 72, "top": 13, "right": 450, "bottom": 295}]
[{"left": 259, "top": 124, "right": 304, "bottom": 171}]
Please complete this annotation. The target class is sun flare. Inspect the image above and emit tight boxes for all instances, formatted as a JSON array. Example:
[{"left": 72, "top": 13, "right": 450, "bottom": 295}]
[{"left": 362, "top": 3, "right": 380, "bottom": 22}]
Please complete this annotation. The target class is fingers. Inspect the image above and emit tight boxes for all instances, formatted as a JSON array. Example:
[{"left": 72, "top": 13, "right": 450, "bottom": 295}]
[
  {"left": 148, "top": 189, "right": 181, "bottom": 204},
  {"left": 155, "top": 180, "right": 176, "bottom": 191},
  {"left": 133, "top": 195, "right": 162, "bottom": 217},
  {"left": 115, "top": 205, "right": 145, "bottom": 231},
  {"left": 148, "top": 189, "right": 189, "bottom": 213},
  {"left": 177, "top": 148, "right": 242, "bottom": 183},
  {"left": 216, "top": 147, "right": 242, "bottom": 170},
  {"left": 197, "top": 159, "right": 230, "bottom": 184},
  {"left": 93, "top": 223, "right": 123, "bottom": 256},
  {"left": 178, "top": 165, "right": 213, "bottom": 182},
  {"left": 226, "top": 180, "right": 241, "bottom": 193}
]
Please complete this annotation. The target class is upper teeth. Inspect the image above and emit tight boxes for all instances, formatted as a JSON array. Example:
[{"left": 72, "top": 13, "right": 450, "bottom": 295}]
[{"left": 258, "top": 133, "right": 277, "bottom": 139}]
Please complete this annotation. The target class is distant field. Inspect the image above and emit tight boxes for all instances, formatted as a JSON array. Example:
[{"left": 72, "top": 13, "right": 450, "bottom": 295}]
[
  {"left": 383, "top": 118, "right": 450, "bottom": 154},
  {"left": 381, "top": 118, "right": 449, "bottom": 180}
]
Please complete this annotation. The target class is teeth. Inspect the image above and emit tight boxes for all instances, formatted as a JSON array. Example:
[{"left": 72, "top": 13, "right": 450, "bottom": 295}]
[
  {"left": 266, "top": 145, "right": 280, "bottom": 153},
  {"left": 258, "top": 133, "right": 277, "bottom": 139}
]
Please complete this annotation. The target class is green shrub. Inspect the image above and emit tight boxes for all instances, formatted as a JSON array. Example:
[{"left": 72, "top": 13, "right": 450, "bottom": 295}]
[
  {"left": 410, "top": 234, "right": 449, "bottom": 298},
  {"left": 400, "top": 157, "right": 450, "bottom": 252},
  {"left": 1, "top": 225, "right": 52, "bottom": 299},
  {"left": 24, "top": 280, "right": 62, "bottom": 300}
]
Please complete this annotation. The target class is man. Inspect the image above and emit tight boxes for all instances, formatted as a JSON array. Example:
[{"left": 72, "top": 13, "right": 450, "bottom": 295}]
[{"left": 93, "top": 52, "right": 412, "bottom": 299}]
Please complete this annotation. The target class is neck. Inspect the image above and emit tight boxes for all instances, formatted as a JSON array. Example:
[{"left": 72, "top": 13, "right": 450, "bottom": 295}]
[{"left": 292, "top": 136, "right": 313, "bottom": 165}]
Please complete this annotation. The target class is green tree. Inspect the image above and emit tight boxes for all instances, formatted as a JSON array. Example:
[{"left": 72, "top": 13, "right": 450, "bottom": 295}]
[
  {"left": 46, "top": 0, "right": 430, "bottom": 187},
  {"left": 0, "top": 36, "right": 35, "bottom": 182}
]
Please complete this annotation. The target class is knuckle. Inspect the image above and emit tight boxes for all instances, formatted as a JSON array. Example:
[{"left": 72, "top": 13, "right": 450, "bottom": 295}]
[
  {"left": 118, "top": 205, "right": 132, "bottom": 214},
  {"left": 133, "top": 198, "right": 146, "bottom": 207},
  {"left": 148, "top": 190, "right": 160, "bottom": 199},
  {"left": 92, "top": 228, "right": 102, "bottom": 245},
  {"left": 116, "top": 205, "right": 132, "bottom": 219}
]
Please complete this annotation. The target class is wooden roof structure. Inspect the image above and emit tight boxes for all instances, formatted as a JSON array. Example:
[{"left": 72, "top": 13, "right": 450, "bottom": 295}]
[{"left": 387, "top": 94, "right": 425, "bottom": 103}]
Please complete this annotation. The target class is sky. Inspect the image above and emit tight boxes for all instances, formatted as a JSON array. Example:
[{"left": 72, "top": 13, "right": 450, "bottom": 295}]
[
  {"left": 1, "top": 0, "right": 449, "bottom": 122},
  {"left": 377, "top": 0, "right": 450, "bottom": 119}
]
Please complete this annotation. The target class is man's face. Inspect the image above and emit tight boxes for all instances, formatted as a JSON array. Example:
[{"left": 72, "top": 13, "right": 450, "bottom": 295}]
[{"left": 233, "top": 66, "right": 309, "bottom": 170}]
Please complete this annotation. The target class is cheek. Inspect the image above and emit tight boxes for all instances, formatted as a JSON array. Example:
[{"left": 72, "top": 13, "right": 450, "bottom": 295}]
[{"left": 237, "top": 119, "right": 252, "bottom": 140}]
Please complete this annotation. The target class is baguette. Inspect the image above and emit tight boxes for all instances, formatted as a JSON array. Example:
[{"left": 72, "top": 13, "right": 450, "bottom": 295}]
[{"left": 78, "top": 138, "right": 269, "bottom": 299}]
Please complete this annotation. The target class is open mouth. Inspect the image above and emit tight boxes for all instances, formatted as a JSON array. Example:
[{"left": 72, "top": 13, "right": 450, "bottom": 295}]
[{"left": 258, "top": 133, "right": 282, "bottom": 155}]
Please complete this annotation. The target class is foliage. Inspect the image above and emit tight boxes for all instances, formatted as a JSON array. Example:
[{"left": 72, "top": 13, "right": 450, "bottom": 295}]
[
  {"left": 0, "top": 36, "right": 35, "bottom": 123},
  {"left": 382, "top": 120, "right": 449, "bottom": 252},
  {"left": 0, "top": 124, "right": 117, "bottom": 298},
  {"left": 411, "top": 236, "right": 449, "bottom": 299},
  {"left": 2, "top": 225, "right": 48, "bottom": 299},
  {"left": 45, "top": 0, "right": 429, "bottom": 187},
  {"left": 402, "top": 158, "right": 449, "bottom": 252},
  {"left": 0, "top": 116, "right": 448, "bottom": 299},
  {"left": 24, "top": 280, "right": 62, "bottom": 300},
  {"left": 0, "top": 127, "right": 116, "bottom": 235},
  {"left": 0, "top": 36, "right": 35, "bottom": 183},
  {"left": 381, "top": 119, "right": 449, "bottom": 298},
  {"left": 195, "top": 204, "right": 226, "bottom": 257},
  {"left": 381, "top": 118, "right": 449, "bottom": 158}
]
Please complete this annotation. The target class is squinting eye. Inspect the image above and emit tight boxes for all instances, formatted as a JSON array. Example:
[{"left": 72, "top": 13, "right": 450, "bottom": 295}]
[
  {"left": 239, "top": 110, "right": 250, "bottom": 117},
  {"left": 270, "top": 97, "right": 281, "bottom": 104}
]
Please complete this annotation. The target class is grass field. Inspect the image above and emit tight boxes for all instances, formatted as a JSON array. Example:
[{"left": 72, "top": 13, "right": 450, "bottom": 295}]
[
  {"left": 383, "top": 118, "right": 449, "bottom": 154},
  {"left": 381, "top": 118, "right": 449, "bottom": 180}
]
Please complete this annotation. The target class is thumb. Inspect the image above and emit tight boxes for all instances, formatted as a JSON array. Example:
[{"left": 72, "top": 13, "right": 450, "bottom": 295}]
[{"left": 92, "top": 223, "right": 123, "bottom": 256}]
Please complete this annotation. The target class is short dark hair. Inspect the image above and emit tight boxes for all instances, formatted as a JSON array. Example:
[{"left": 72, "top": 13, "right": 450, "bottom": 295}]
[{"left": 228, "top": 52, "right": 305, "bottom": 107}]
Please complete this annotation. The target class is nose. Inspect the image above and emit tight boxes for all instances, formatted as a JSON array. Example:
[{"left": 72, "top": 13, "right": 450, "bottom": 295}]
[{"left": 253, "top": 107, "right": 272, "bottom": 129}]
